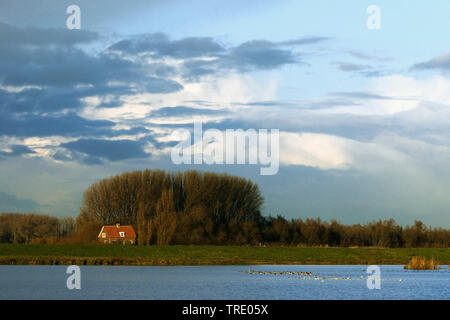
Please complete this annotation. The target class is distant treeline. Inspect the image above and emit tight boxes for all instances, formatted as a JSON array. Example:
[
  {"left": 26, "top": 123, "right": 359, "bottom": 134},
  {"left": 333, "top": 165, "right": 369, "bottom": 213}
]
[
  {"left": 2, "top": 170, "right": 449, "bottom": 247},
  {"left": 0, "top": 213, "right": 75, "bottom": 244},
  {"left": 74, "top": 170, "right": 450, "bottom": 248},
  {"left": 261, "top": 217, "right": 450, "bottom": 248}
]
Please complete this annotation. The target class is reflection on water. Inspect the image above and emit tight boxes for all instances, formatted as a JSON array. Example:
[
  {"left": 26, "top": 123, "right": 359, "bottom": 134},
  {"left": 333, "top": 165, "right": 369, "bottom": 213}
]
[{"left": 0, "top": 265, "right": 449, "bottom": 300}]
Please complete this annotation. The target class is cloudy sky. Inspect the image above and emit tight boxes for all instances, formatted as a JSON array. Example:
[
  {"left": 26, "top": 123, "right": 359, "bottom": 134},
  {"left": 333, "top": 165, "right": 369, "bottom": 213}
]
[{"left": 1, "top": 0, "right": 450, "bottom": 227}]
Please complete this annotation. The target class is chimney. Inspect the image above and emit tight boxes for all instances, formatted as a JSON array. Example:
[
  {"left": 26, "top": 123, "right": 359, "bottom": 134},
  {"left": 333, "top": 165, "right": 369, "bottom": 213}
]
[{"left": 116, "top": 223, "right": 120, "bottom": 228}]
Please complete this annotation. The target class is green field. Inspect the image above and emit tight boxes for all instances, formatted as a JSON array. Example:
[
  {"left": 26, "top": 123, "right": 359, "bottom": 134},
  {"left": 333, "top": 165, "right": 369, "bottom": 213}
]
[{"left": 0, "top": 244, "right": 449, "bottom": 265}]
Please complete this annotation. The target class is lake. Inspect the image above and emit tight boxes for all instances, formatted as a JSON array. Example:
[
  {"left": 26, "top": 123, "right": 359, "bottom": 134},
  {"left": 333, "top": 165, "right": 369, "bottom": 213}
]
[{"left": 0, "top": 265, "right": 449, "bottom": 300}]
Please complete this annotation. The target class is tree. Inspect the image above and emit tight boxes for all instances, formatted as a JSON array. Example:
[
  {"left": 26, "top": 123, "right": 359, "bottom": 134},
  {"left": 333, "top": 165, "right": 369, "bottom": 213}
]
[{"left": 153, "top": 189, "right": 177, "bottom": 245}]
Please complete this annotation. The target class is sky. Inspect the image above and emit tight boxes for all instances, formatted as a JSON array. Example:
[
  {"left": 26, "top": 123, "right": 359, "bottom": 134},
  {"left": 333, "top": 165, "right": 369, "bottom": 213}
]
[{"left": 1, "top": 0, "right": 450, "bottom": 227}]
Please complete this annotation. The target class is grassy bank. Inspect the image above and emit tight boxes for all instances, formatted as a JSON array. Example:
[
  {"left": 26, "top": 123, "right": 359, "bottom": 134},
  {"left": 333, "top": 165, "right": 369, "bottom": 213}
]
[{"left": 0, "top": 244, "right": 449, "bottom": 266}]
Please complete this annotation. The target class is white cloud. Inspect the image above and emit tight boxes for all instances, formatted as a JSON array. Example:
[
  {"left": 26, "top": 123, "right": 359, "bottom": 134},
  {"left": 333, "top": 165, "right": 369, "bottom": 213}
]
[
  {"left": 278, "top": 131, "right": 410, "bottom": 173},
  {"left": 312, "top": 74, "right": 450, "bottom": 116},
  {"left": 365, "top": 74, "right": 450, "bottom": 115},
  {"left": 279, "top": 132, "right": 353, "bottom": 170}
]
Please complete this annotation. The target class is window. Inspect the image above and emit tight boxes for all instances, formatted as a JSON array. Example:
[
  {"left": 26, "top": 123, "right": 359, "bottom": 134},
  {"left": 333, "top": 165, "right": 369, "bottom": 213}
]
[
  {"left": 119, "top": 232, "right": 125, "bottom": 237},
  {"left": 102, "top": 232, "right": 106, "bottom": 238}
]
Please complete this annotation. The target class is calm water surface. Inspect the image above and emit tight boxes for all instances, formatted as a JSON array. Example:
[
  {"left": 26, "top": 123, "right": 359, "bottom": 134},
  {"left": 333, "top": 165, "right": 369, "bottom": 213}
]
[{"left": 0, "top": 265, "right": 449, "bottom": 300}]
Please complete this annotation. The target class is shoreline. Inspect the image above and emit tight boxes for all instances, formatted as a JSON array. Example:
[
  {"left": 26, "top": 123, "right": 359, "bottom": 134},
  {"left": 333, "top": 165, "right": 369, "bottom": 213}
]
[
  {"left": 1, "top": 257, "right": 450, "bottom": 266},
  {"left": 0, "top": 244, "right": 449, "bottom": 266}
]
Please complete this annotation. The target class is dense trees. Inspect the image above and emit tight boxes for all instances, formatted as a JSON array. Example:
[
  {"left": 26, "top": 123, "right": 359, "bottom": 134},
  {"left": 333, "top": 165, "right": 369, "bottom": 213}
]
[
  {"left": 260, "top": 217, "right": 450, "bottom": 248},
  {"left": 77, "top": 170, "right": 264, "bottom": 245},
  {"left": 1, "top": 170, "right": 449, "bottom": 247},
  {"left": 0, "top": 213, "right": 75, "bottom": 243}
]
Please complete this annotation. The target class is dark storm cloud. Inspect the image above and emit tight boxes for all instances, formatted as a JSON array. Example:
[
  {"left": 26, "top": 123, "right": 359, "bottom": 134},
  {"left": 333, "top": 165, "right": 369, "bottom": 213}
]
[
  {"left": 0, "top": 26, "right": 186, "bottom": 153},
  {"left": 110, "top": 34, "right": 301, "bottom": 80},
  {"left": 0, "top": 24, "right": 131, "bottom": 92},
  {"left": 0, "top": 25, "right": 183, "bottom": 111},
  {"left": 0, "top": 27, "right": 185, "bottom": 140},
  {"left": 109, "top": 33, "right": 316, "bottom": 68},
  {"left": 223, "top": 40, "right": 297, "bottom": 70},
  {"left": 0, "top": 30, "right": 310, "bottom": 94},
  {"left": 109, "top": 33, "right": 226, "bottom": 58},
  {"left": 0, "top": 110, "right": 150, "bottom": 139},
  {"left": 412, "top": 54, "right": 450, "bottom": 71},
  {"left": 0, "top": 85, "right": 134, "bottom": 113},
  {"left": 180, "top": 40, "right": 298, "bottom": 79},
  {"left": 181, "top": 59, "right": 218, "bottom": 80},
  {"left": 0, "top": 46, "right": 170, "bottom": 88},
  {"left": 0, "top": 113, "right": 115, "bottom": 137},
  {"left": 144, "top": 63, "right": 178, "bottom": 78},
  {"left": 0, "top": 22, "right": 99, "bottom": 46},
  {"left": 61, "top": 138, "right": 149, "bottom": 161},
  {"left": 143, "top": 77, "right": 183, "bottom": 93},
  {"left": 2, "top": 50, "right": 130, "bottom": 87}
]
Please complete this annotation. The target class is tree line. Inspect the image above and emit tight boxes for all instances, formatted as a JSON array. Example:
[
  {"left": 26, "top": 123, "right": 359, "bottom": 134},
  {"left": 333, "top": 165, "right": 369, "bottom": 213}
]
[
  {"left": 1, "top": 169, "right": 449, "bottom": 247},
  {"left": 0, "top": 213, "right": 75, "bottom": 244},
  {"left": 260, "top": 217, "right": 450, "bottom": 248},
  {"left": 75, "top": 170, "right": 450, "bottom": 247}
]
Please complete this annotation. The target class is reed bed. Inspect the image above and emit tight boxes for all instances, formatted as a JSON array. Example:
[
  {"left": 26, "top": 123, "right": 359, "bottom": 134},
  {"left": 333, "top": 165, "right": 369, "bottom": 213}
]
[{"left": 404, "top": 256, "right": 440, "bottom": 270}]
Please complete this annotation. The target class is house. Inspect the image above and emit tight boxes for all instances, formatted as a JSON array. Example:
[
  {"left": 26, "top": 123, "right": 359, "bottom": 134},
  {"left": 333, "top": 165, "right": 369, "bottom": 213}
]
[{"left": 98, "top": 223, "right": 136, "bottom": 245}]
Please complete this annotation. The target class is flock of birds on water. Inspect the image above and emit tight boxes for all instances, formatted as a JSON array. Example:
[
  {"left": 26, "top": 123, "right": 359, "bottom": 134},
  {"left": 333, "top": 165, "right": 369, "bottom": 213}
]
[{"left": 241, "top": 270, "right": 404, "bottom": 282}]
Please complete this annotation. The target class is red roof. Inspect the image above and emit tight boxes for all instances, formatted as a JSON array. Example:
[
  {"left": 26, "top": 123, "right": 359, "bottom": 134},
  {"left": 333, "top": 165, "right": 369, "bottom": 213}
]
[{"left": 98, "top": 225, "right": 136, "bottom": 239}]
